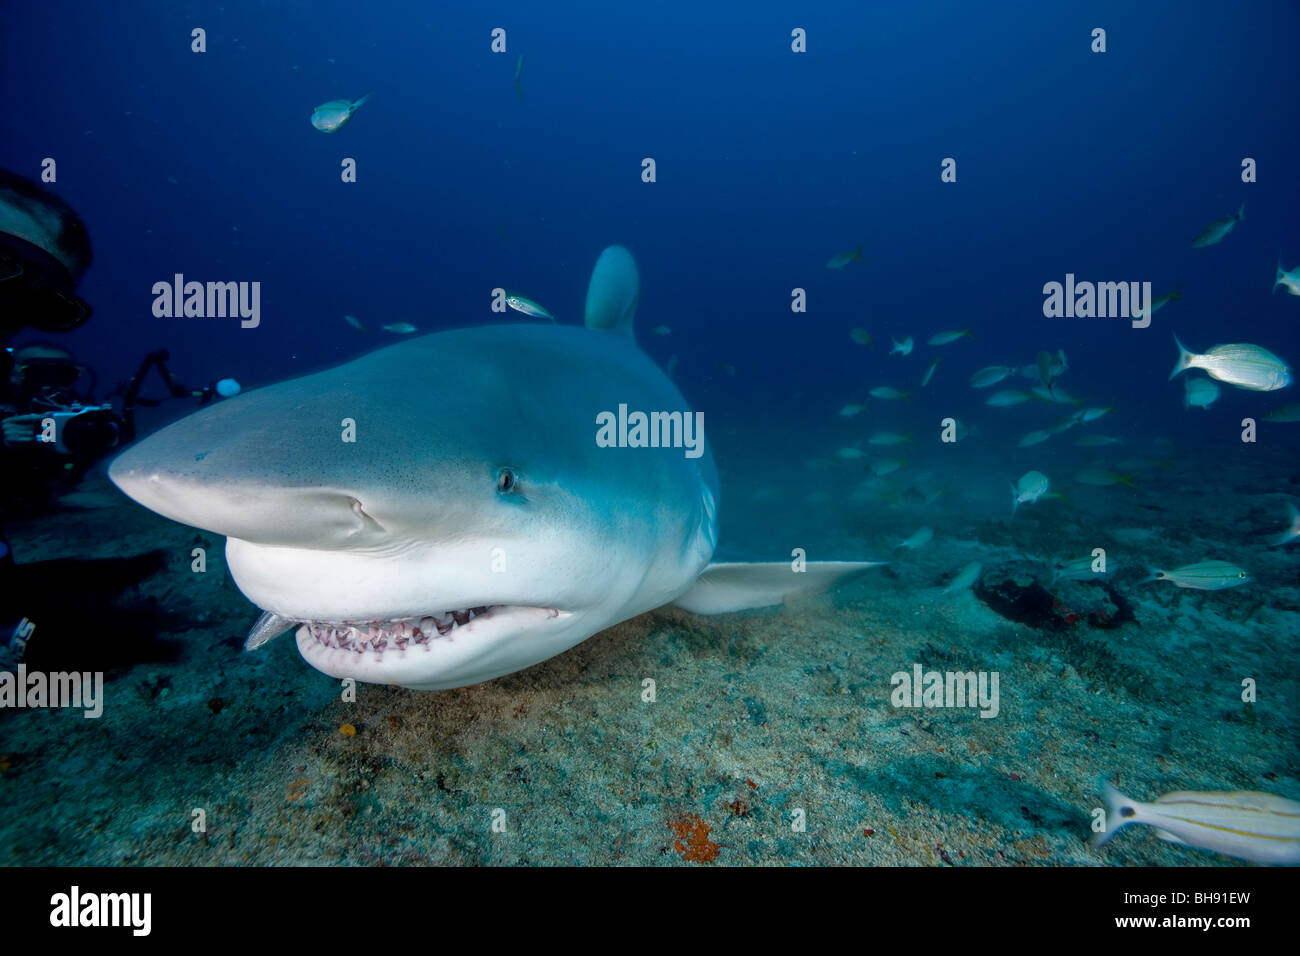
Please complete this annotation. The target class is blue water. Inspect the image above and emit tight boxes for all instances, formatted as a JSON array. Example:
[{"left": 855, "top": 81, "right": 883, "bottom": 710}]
[
  {"left": 2, "top": 0, "right": 1299, "bottom": 868},
  {"left": 2, "top": 0, "right": 1297, "bottom": 441}
]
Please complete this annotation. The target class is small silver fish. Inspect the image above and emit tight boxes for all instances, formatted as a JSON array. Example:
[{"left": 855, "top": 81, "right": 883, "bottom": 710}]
[
  {"left": 343, "top": 314, "right": 367, "bottom": 332},
  {"left": 826, "top": 246, "right": 864, "bottom": 269},
  {"left": 1145, "top": 286, "right": 1182, "bottom": 314},
  {"left": 652, "top": 325, "right": 671, "bottom": 335},
  {"left": 1170, "top": 334, "right": 1291, "bottom": 392},
  {"left": 1075, "top": 434, "right": 1122, "bottom": 447},
  {"left": 1011, "top": 470, "right": 1050, "bottom": 512},
  {"left": 1017, "top": 429, "right": 1051, "bottom": 447},
  {"left": 1036, "top": 349, "right": 1054, "bottom": 387},
  {"left": 928, "top": 329, "right": 971, "bottom": 346},
  {"left": 1145, "top": 560, "right": 1250, "bottom": 590},
  {"left": 869, "top": 386, "right": 908, "bottom": 400},
  {"left": 986, "top": 389, "right": 1031, "bottom": 407},
  {"left": 311, "top": 91, "right": 371, "bottom": 133},
  {"left": 1275, "top": 260, "right": 1300, "bottom": 296},
  {"left": 1031, "top": 383, "right": 1082, "bottom": 405},
  {"left": 1093, "top": 781, "right": 1300, "bottom": 864},
  {"left": 1074, "top": 469, "right": 1135, "bottom": 488},
  {"left": 1268, "top": 503, "right": 1300, "bottom": 547},
  {"left": 1191, "top": 203, "right": 1244, "bottom": 248},
  {"left": 1050, "top": 555, "right": 1115, "bottom": 584},
  {"left": 1020, "top": 350, "right": 1067, "bottom": 382},
  {"left": 1078, "top": 405, "right": 1112, "bottom": 422},
  {"left": 1183, "top": 376, "right": 1220, "bottom": 410},
  {"left": 896, "top": 526, "right": 933, "bottom": 550},
  {"left": 868, "top": 432, "right": 910, "bottom": 445},
  {"left": 920, "top": 359, "right": 939, "bottom": 387},
  {"left": 943, "top": 560, "right": 982, "bottom": 594},
  {"left": 505, "top": 294, "right": 556, "bottom": 321},
  {"left": 382, "top": 322, "right": 418, "bottom": 334},
  {"left": 890, "top": 336, "right": 914, "bottom": 356},
  {"left": 969, "top": 365, "right": 1012, "bottom": 388},
  {"left": 849, "top": 327, "right": 871, "bottom": 346}
]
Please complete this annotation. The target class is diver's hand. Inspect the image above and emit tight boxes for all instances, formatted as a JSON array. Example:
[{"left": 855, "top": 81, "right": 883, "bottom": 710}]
[{"left": 1, "top": 412, "right": 46, "bottom": 446}]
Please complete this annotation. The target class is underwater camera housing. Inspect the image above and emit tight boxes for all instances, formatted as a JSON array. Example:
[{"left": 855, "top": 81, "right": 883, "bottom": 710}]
[
  {"left": 45, "top": 404, "right": 122, "bottom": 457},
  {"left": 0, "top": 403, "right": 123, "bottom": 459}
]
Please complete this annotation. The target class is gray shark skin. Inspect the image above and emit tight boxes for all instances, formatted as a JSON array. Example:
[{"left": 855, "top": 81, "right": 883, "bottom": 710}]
[{"left": 110, "top": 246, "right": 881, "bottom": 690}]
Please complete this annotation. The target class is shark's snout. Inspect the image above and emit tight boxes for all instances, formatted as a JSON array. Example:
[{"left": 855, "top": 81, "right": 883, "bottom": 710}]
[{"left": 109, "top": 450, "right": 382, "bottom": 547}]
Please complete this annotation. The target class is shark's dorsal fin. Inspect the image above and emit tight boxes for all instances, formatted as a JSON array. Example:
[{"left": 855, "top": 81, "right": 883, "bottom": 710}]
[
  {"left": 672, "top": 561, "right": 884, "bottom": 615},
  {"left": 584, "top": 245, "right": 640, "bottom": 339}
]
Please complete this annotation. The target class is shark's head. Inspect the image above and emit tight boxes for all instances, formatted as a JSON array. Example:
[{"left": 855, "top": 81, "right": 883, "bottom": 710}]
[{"left": 111, "top": 248, "right": 718, "bottom": 689}]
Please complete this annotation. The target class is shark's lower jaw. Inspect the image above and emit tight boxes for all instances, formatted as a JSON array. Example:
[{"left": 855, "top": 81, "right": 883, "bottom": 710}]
[
  {"left": 293, "top": 603, "right": 581, "bottom": 690},
  {"left": 296, "top": 605, "right": 552, "bottom": 656}
]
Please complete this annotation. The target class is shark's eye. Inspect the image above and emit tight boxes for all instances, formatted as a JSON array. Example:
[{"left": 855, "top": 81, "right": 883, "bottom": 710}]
[{"left": 497, "top": 467, "right": 519, "bottom": 494}]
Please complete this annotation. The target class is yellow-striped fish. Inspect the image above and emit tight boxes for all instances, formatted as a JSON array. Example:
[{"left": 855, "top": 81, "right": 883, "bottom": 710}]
[
  {"left": 1093, "top": 781, "right": 1300, "bottom": 864},
  {"left": 1051, "top": 554, "right": 1115, "bottom": 585},
  {"left": 1145, "top": 560, "right": 1250, "bottom": 590},
  {"left": 1170, "top": 334, "right": 1291, "bottom": 391}
]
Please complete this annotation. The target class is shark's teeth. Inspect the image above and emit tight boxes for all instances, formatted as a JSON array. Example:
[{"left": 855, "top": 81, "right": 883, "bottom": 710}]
[{"left": 297, "top": 606, "right": 501, "bottom": 658}]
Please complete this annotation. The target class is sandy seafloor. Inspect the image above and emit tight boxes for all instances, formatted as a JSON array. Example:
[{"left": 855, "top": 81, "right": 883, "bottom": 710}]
[{"left": 1, "top": 421, "right": 1297, "bottom": 866}]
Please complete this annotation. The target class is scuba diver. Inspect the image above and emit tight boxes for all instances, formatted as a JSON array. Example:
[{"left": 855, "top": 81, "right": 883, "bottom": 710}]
[
  {"left": 0, "top": 169, "right": 235, "bottom": 671},
  {"left": 0, "top": 169, "right": 239, "bottom": 510},
  {"left": 0, "top": 168, "right": 101, "bottom": 510}
]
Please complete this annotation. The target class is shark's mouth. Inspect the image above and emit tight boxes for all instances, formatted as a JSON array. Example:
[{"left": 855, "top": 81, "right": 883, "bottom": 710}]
[{"left": 296, "top": 605, "right": 561, "bottom": 656}]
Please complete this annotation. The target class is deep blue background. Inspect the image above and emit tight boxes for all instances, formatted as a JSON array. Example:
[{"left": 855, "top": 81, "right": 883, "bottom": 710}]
[{"left": 1, "top": 0, "right": 1297, "bottom": 443}]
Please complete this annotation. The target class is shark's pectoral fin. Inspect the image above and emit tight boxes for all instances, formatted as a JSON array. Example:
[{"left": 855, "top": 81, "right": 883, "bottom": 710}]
[
  {"left": 244, "top": 611, "right": 296, "bottom": 650},
  {"left": 672, "top": 560, "right": 884, "bottom": 615}
]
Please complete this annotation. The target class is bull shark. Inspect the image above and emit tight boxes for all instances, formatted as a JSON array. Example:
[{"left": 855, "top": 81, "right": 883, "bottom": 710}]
[{"left": 110, "top": 245, "right": 882, "bottom": 690}]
